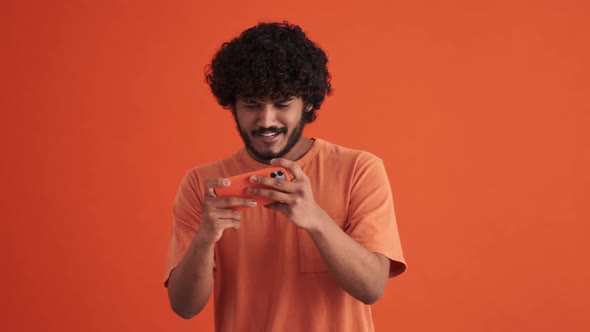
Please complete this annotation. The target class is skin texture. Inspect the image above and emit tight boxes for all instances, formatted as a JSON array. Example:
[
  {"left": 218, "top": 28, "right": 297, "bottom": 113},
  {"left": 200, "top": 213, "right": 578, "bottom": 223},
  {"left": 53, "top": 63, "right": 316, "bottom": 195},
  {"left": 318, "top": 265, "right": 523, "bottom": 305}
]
[
  {"left": 234, "top": 96, "right": 313, "bottom": 162},
  {"left": 167, "top": 97, "right": 390, "bottom": 319}
]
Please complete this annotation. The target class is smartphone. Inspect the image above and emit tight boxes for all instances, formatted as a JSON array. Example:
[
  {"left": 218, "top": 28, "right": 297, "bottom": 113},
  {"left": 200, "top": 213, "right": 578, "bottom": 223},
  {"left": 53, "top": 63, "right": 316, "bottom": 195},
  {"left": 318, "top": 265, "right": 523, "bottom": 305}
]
[{"left": 214, "top": 166, "right": 292, "bottom": 207}]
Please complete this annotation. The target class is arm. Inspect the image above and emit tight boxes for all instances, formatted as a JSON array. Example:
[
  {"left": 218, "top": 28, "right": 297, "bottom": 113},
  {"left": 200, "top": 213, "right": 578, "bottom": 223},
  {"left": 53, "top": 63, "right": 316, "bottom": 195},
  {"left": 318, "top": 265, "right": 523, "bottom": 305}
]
[
  {"left": 307, "top": 208, "right": 390, "bottom": 304},
  {"left": 167, "top": 177, "right": 257, "bottom": 319},
  {"left": 167, "top": 231, "right": 216, "bottom": 319},
  {"left": 247, "top": 158, "right": 392, "bottom": 304}
]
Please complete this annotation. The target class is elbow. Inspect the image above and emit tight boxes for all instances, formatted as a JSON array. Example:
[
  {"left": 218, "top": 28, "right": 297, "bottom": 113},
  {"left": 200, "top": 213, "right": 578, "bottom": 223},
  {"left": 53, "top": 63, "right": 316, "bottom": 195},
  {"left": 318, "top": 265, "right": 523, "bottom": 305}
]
[
  {"left": 176, "top": 311, "right": 197, "bottom": 320},
  {"left": 171, "top": 304, "right": 201, "bottom": 320},
  {"left": 169, "top": 290, "right": 205, "bottom": 320},
  {"left": 167, "top": 279, "right": 208, "bottom": 320},
  {"left": 360, "top": 297, "right": 379, "bottom": 305},
  {"left": 358, "top": 283, "right": 386, "bottom": 305},
  {"left": 359, "top": 291, "right": 383, "bottom": 305}
]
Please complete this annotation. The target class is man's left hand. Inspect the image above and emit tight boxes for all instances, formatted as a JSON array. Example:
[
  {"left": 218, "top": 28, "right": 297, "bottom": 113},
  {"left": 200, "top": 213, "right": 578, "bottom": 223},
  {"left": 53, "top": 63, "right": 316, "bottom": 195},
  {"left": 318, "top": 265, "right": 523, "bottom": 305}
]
[{"left": 247, "top": 158, "right": 325, "bottom": 230}]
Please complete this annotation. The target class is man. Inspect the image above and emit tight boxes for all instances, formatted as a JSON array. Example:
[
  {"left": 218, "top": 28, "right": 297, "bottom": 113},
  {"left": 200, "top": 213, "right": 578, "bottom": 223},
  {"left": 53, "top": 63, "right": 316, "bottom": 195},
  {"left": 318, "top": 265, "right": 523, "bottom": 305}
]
[{"left": 164, "top": 21, "right": 406, "bottom": 331}]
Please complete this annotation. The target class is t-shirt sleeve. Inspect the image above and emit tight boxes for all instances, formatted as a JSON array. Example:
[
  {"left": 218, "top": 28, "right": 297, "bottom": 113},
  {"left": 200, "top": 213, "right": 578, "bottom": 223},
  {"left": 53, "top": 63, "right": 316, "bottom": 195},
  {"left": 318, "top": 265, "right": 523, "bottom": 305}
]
[
  {"left": 345, "top": 155, "right": 407, "bottom": 277},
  {"left": 163, "top": 170, "right": 203, "bottom": 287}
]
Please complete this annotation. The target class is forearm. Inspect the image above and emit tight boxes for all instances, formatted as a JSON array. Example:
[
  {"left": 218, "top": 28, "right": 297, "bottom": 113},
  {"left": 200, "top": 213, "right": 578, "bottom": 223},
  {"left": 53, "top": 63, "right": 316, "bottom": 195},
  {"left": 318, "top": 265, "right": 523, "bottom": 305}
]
[
  {"left": 307, "top": 210, "right": 390, "bottom": 304},
  {"left": 167, "top": 230, "right": 215, "bottom": 319}
]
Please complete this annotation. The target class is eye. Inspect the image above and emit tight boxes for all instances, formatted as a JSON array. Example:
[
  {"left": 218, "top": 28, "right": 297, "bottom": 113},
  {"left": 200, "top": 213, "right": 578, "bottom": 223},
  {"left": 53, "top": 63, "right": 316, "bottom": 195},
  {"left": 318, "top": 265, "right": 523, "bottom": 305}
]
[
  {"left": 277, "top": 170, "right": 284, "bottom": 176},
  {"left": 270, "top": 172, "right": 277, "bottom": 178},
  {"left": 276, "top": 103, "right": 290, "bottom": 109}
]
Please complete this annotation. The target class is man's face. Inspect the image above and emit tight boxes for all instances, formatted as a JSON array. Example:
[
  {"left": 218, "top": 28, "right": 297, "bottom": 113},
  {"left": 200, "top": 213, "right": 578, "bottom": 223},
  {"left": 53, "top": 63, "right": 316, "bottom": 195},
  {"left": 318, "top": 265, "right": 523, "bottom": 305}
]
[{"left": 234, "top": 96, "right": 308, "bottom": 161}]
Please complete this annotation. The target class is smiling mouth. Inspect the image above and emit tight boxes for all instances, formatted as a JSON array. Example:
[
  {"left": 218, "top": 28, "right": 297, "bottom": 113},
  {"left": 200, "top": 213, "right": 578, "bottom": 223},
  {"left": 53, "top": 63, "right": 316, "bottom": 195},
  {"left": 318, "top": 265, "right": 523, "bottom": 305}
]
[
  {"left": 258, "top": 132, "right": 280, "bottom": 138},
  {"left": 253, "top": 128, "right": 286, "bottom": 139}
]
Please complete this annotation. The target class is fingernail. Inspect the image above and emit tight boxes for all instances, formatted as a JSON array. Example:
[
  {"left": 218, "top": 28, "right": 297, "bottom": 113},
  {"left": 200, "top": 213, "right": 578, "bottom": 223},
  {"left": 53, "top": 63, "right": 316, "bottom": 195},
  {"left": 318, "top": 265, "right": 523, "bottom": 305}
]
[
  {"left": 270, "top": 159, "right": 276, "bottom": 165},
  {"left": 246, "top": 187, "right": 254, "bottom": 194},
  {"left": 248, "top": 200, "right": 257, "bottom": 206},
  {"left": 250, "top": 175, "right": 258, "bottom": 183},
  {"left": 223, "top": 179, "right": 230, "bottom": 186}
]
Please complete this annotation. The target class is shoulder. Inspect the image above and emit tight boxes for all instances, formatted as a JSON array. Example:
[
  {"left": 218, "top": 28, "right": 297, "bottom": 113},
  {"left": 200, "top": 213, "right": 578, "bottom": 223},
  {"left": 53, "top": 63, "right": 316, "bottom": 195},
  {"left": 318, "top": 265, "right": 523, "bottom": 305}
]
[
  {"left": 314, "top": 139, "right": 383, "bottom": 168},
  {"left": 305, "top": 139, "right": 387, "bottom": 191},
  {"left": 187, "top": 150, "right": 242, "bottom": 177},
  {"left": 181, "top": 150, "right": 243, "bottom": 189}
]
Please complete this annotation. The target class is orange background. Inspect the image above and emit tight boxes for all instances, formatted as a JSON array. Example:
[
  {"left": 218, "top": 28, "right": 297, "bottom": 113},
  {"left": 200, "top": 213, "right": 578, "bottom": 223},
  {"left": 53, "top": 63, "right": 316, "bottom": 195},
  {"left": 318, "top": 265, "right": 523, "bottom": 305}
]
[{"left": 2, "top": 0, "right": 589, "bottom": 331}]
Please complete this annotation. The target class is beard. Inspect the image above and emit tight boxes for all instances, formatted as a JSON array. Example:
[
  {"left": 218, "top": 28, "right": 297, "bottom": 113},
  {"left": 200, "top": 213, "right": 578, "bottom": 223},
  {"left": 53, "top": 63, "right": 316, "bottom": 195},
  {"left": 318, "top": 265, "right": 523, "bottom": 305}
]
[{"left": 236, "top": 112, "right": 306, "bottom": 162}]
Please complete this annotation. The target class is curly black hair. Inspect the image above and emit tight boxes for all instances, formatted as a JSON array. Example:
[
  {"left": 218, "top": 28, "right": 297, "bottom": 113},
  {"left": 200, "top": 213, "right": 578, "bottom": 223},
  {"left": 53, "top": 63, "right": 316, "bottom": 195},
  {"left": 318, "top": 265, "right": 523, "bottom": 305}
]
[{"left": 205, "top": 21, "right": 332, "bottom": 123}]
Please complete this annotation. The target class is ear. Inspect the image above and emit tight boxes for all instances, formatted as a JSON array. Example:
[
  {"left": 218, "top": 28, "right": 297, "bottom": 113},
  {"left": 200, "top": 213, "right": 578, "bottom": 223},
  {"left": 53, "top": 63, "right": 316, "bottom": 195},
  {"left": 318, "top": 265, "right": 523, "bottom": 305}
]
[{"left": 305, "top": 104, "right": 313, "bottom": 112}]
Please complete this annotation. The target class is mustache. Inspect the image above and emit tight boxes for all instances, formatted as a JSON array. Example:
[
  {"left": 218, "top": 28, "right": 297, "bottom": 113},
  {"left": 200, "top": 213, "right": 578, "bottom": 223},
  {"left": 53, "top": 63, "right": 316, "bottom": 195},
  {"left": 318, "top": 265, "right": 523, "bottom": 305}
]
[{"left": 251, "top": 126, "right": 288, "bottom": 136}]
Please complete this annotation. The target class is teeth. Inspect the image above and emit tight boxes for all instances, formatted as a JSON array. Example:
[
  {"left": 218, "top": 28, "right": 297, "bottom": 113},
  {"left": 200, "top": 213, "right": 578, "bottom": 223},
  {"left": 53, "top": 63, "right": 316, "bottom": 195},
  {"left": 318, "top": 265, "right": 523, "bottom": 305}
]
[{"left": 261, "top": 132, "right": 278, "bottom": 137}]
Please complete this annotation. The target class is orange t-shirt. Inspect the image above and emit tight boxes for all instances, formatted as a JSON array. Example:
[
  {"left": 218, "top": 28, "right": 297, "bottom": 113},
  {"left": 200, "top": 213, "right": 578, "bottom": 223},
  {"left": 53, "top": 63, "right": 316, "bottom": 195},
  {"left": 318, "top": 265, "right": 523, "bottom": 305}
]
[{"left": 164, "top": 138, "right": 406, "bottom": 331}]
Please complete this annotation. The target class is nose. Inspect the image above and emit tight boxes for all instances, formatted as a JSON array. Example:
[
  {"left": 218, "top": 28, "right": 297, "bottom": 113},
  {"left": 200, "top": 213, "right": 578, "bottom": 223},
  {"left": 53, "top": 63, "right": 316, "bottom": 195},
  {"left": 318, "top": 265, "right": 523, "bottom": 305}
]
[{"left": 256, "top": 104, "right": 278, "bottom": 128}]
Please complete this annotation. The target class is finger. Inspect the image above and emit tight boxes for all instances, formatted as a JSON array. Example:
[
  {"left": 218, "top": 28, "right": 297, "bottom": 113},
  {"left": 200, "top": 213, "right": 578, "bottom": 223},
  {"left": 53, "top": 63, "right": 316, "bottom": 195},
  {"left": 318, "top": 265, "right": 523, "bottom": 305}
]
[
  {"left": 247, "top": 187, "right": 292, "bottom": 204},
  {"left": 264, "top": 202, "right": 289, "bottom": 214},
  {"left": 204, "top": 178, "right": 231, "bottom": 198},
  {"left": 212, "top": 196, "right": 258, "bottom": 208},
  {"left": 216, "top": 218, "right": 241, "bottom": 230},
  {"left": 205, "top": 187, "right": 217, "bottom": 198},
  {"left": 249, "top": 174, "right": 296, "bottom": 192},
  {"left": 202, "top": 210, "right": 241, "bottom": 232},
  {"left": 270, "top": 158, "right": 305, "bottom": 182},
  {"left": 214, "top": 208, "right": 242, "bottom": 221},
  {"left": 231, "top": 220, "right": 240, "bottom": 230},
  {"left": 202, "top": 206, "right": 238, "bottom": 220}
]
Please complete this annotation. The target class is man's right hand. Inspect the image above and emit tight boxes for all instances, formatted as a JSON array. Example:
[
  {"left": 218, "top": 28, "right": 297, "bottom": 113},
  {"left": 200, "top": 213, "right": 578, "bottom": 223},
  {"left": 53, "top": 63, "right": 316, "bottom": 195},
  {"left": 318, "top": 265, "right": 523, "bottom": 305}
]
[{"left": 197, "top": 178, "right": 258, "bottom": 244}]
